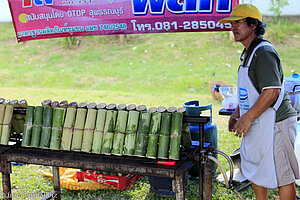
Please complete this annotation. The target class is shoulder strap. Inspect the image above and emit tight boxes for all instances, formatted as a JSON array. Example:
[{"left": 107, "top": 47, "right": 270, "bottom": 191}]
[
  {"left": 246, "top": 41, "right": 272, "bottom": 68},
  {"left": 246, "top": 41, "right": 284, "bottom": 111}
]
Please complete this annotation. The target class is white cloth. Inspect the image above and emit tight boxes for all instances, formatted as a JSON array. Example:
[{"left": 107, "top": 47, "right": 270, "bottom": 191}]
[{"left": 238, "top": 42, "right": 284, "bottom": 189}]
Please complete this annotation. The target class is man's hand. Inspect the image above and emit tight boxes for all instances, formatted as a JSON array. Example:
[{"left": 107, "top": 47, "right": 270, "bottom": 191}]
[
  {"left": 231, "top": 88, "right": 280, "bottom": 138},
  {"left": 228, "top": 111, "right": 239, "bottom": 132},
  {"left": 233, "top": 114, "right": 252, "bottom": 138}
]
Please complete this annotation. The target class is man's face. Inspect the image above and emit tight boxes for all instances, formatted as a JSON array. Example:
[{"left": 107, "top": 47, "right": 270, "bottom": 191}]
[{"left": 230, "top": 19, "right": 256, "bottom": 43}]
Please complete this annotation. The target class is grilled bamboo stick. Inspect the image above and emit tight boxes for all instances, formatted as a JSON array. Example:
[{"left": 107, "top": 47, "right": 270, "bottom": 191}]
[
  {"left": 123, "top": 109, "right": 139, "bottom": 156},
  {"left": 92, "top": 108, "right": 107, "bottom": 153},
  {"left": 0, "top": 104, "right": 14, "bottom": 145},
  {"left": 61, "top": 107, "right": 77, "bottom": 151},
  {"left": 50, "top": 107, "right": 66, "bottom": 150},
  {"left": 71, "top": 108, "right": 87, "bottom": 151},
  {"left": 21, "top": 106, "right": 35, "bottom": 147},
  {"left": 178, "top": 107, "right": 192, "bottom": 148},
  {"left": 30, "top": 106, "right": 44, "bottom": 147},
  {"left": 169, "top": 108, "right": 183, "bottom": 160},
  {"left": 81, "top": 106, "right": 97, "bottom": 153},
  {"left": 39, "top": 106, "right": 54, "bottom": 148},
  {"left": 134, "top": 107, "right": 151, "bottom": 157},
  {"left": 112, "top": 108, "right": 128, "bottom": 156},
  {"left": 101, "top": 105, "right": 117, "bottom": 154},
  {"left": 157, "top": 108, "right": 172, "bottom": 159},
  {"left": 146, "top": 107, "right": 161, "bottom": 159}
]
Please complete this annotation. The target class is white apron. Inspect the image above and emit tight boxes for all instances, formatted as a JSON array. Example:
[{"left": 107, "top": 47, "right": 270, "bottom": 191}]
[{"left": 238, "top": 41, "right": 284, "bottom": 189}]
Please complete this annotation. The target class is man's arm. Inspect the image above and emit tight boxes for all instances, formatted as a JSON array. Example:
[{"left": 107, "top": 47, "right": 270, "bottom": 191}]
[{"left": 233, "top": 88, "right": 280, "bottom": 138}]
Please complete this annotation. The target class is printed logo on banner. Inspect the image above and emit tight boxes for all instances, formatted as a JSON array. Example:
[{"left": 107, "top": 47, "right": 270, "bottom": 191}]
[
  {"left": 23, "top": 0, "right": 53, "bottom": 7},
  {"left": 132, "top": 0, "right": 232, "bottom": 15}
]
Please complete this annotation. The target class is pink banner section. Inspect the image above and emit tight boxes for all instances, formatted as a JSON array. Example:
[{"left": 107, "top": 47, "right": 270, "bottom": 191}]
[{"left": 8, "top": 0, "right": 239, "bottom": 42}]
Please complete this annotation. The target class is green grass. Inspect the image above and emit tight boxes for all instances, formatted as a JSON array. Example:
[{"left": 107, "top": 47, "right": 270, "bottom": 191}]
[{"left": 0, "top": 16, "right": 299, "bottom": 199}]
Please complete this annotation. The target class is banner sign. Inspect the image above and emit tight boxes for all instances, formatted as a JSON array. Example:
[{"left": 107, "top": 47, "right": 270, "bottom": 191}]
[{"left": 8, "top": 0, "right": 239, "bottom": 42}]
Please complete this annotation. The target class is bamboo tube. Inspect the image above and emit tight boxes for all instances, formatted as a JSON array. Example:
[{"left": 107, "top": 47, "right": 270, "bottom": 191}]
[
  {"left": 30, "top": 106, "right": 44, "bottom": 147},
  {"left": 106, "top": 103, "right": 116, "bottom": 110},
  {"left": 134, "top": 109, "right": 151, "bottom": 157},
  {"left": 51, "top": 101, "right": 59, "bottom": 107},
  {"left": 42, "top": 99, "right": 52, "bottom": 106},
  {"left": 112, "top": 109, "right": 128, "bottom": 156},
  {"left": 146, "top": 107, "right": 161, "bottom": 159},
  {"left": 0, "top": 104, "right": 6, "bottom": 142},
  {"left": 81, "top": 108, "right": 97, "bottom": 152},
  {"left": 123, "top": 110, "right": 139, "bottom": 156},
  {"left": 3, "top": 100, "right": 10, "bottom": 105},
  {"left": 137, "top": 105, "right": 147, "bottom": 112},
  {"left": 50, "top": 107, "right": 66, "bottom": 150},
  {"left": 87, "top": 102, "right": 97, "bottom": 109},
  {"left": 68, "top": 102, "right": 78, "bottom": 108},
  {"left": 78, "top": 102, "right": 88, "bottom": 108},
  {"left": 178, "top": 107, "right": 192, "bottom": 148},
  {"left": 97, "top": 103, "right": 106, "bottom": 109},
  {"left": 169, "top": 110, "right": 183, "bottom": 160},
  {"left": 61, "top": 107, "right": 77, "bottom": 151},
  {"left": 101, "top": 109, "right": 117, "bottom": 154},
  {"left": 21, "top": 106, "right": 34, "bottom": 147},
  {"left": 17, "top": 100, "right": 27, "bottom": 132},
  {"left": 10, "top": 100, "right": 22, "bottom": 135},
  {"left": 59, "top": 100, "right": 68, "bottom": 108},
  {"left": 167, "top": 106, "right": 177, "bottom": 113},
  {"left": 71, "top": 108, "right": 87, "bottom": 151},
  {"left": 0, "top": 105, "right": 14, "bottom": 145},
  {"left": 92, "top": 108, "right": 107, "bottom": 153},
  {"left": 157, "top": 111, "right": 172, "bottom": 159},
  {"left": 117, "top": 104, "right": 126, "bottom": 110},
  {"left": 157, "top": 106, "right": 167, "bottom": 113},
  {"left": 39, "top": 106, "right": 54, "bottom": 148},
  {"left": 127, "top": 104, "right": 136, "bottom": 111}
]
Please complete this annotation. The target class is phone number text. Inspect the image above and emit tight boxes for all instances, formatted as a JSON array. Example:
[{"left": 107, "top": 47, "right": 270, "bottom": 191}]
[{"left": 131, "top": 20, "right": 231, "bottom": 31}]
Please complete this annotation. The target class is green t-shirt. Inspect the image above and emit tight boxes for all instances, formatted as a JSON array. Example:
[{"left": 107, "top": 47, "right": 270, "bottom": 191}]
[{"left": 240, "top": 36, "right": 297, "bottom": 122}]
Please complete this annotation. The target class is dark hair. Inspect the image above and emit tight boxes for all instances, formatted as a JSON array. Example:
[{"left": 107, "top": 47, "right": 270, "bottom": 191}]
[{"left": 245, "top": 17, "right": 266, "bottom": 36}]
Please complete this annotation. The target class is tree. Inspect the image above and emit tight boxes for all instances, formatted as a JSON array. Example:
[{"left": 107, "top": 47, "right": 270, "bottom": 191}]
[{"left": 268, "top": 0, "right": 289, "bottom": 42}]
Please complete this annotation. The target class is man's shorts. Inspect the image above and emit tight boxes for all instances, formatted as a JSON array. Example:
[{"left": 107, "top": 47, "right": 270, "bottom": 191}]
[{"left": 274, "top": 116, "right": 299, "bottom": 187}]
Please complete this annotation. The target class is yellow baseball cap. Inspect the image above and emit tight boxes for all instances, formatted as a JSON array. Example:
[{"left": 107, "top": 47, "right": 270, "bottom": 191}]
[{"left": 219, "top": 4, "right": 262, "bottom": 24}]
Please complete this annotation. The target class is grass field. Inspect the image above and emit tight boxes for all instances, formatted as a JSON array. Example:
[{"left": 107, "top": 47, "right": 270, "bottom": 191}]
[{"left": 0, "top": 16, "right": 299, "bottom": 199}]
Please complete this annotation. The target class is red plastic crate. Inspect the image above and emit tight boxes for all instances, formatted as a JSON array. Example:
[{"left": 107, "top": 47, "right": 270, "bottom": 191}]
[{"left": 76, "top": 171, "right": 141, "bottom": 190}]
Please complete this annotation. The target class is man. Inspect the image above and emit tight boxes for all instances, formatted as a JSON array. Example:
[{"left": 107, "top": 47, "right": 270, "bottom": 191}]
[{"left": 219, "top": 4, "right": 299, "bottom": 200}]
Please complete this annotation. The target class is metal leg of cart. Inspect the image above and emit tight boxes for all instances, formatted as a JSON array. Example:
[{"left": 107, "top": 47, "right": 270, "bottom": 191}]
[{"left": 1, "top": 157, "right": 12, "bottom": 200}]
